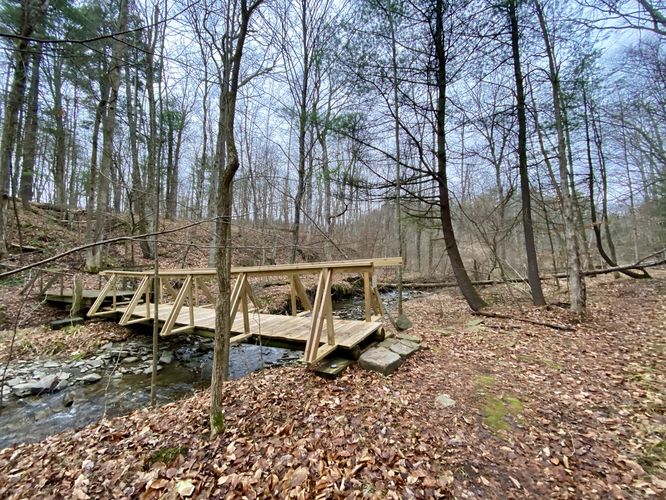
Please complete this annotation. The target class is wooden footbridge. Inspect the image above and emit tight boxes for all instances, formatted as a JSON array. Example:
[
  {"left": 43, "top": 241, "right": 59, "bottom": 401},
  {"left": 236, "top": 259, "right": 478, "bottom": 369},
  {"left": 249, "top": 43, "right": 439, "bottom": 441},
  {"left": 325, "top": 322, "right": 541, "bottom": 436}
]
[{"left": 87, "top": 258, "right": 401, "bottom": 365}]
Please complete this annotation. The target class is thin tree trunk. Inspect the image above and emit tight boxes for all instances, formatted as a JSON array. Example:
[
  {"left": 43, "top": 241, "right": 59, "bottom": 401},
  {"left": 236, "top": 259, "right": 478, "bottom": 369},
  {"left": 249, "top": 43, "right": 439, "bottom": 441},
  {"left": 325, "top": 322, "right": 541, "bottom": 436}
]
[
  {"left": 536, "top": 0, "right": 585, "bottom": 314},
  {"left": 583, "top": 88, "right": 646, "bottom": 279},
  {"left": 52, "top": 57, "right": 67, "bottom": 209},
  {"left": 84, "top": 81, "right": 108, "bottom": 265},
  {"left": 210, "top": 0, "right": 264, "bottom": 436},
  {"left": 126, "top": 60, "right": 152, "bottom": 258},
  {"left": 290, "top": 0, "right": 311, "bottom": 264},
  {"left": 508, "top": 0, "right": 545, "bottom": 305},
  {"left": 434, "top": 0, "right": 486, "bottom": 311},
  {"left": 389, "top": 10, "right": 405, "bottom": 315}
]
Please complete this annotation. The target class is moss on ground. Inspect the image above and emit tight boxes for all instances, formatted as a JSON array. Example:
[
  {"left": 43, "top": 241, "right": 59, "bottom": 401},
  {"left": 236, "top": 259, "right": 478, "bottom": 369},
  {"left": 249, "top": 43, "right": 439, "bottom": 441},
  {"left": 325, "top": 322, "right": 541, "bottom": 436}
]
[
  {"left": 638, "top": 439, "right": 666, "bottom": 474},
  {"left": 481, "top": 393, "right": 524, "bottom": 433},
  {"left": 475, "top": 374, "right": 497, "bottom": 389},
  {"left": 148, "top": 446, "right": 189, "bottom": 466},
  {"left": 474, "top": 374, "right": 524, "bottom": 433}
]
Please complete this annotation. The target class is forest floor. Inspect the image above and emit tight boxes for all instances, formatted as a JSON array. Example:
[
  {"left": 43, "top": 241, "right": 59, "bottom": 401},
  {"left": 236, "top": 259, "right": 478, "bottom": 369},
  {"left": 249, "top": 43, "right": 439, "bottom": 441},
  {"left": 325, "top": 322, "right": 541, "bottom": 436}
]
[{"left": 0, "top": 272, "right": 664, "bottom": 499}]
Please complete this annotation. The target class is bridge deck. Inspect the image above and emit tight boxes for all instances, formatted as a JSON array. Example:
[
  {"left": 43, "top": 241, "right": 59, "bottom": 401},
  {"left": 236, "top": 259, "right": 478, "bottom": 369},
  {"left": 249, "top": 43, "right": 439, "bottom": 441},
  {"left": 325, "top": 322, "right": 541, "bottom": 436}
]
[
  {"left": 115, "top": 303, "right": 383, "bottom": 349},
  {"left": 88, "top": 258, "right": 400, "bottom": 364}
]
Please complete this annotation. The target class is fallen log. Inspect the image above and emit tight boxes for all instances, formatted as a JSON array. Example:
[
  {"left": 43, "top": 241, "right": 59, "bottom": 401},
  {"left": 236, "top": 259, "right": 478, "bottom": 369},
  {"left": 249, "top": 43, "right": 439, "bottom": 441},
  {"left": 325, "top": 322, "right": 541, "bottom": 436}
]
[{"left": 379, "top": 259, "right": 666, "bottom": 290}]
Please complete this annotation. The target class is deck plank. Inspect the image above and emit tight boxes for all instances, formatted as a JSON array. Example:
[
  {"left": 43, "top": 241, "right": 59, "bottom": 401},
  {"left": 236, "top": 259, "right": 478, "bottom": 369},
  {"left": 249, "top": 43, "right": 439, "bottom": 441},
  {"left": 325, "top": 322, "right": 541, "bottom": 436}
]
[{"left": 115, "top": 303, "right": 382, "bottom": 350}]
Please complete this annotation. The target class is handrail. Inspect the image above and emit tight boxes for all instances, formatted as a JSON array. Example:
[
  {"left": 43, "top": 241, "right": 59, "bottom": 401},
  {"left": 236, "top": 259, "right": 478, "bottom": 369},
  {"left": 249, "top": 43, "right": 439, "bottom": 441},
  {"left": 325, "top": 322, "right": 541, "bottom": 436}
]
[{"left": 99, "top": 257, "right": 402, "bottom": 278}]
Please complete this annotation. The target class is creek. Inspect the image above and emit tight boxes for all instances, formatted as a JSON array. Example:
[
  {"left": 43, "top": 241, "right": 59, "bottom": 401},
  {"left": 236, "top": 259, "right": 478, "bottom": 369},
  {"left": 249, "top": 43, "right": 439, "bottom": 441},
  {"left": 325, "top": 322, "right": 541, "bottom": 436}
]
[{"left": 0, "top": 337, "right": 299, "bottom": 449}]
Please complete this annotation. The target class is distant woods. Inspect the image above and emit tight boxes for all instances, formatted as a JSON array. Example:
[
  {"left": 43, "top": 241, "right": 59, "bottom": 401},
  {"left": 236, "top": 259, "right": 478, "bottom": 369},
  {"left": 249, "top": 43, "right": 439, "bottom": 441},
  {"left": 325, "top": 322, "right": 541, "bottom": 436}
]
[{"left": 0, "top": 0, "right": 663, "bottom": 314}]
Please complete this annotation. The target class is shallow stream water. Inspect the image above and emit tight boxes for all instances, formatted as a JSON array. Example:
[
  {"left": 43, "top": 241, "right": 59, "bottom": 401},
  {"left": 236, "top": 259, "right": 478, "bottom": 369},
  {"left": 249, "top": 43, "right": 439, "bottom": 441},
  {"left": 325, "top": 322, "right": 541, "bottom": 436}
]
[{"left": 0, "top": 337, "right": 299, "bottom": 449}]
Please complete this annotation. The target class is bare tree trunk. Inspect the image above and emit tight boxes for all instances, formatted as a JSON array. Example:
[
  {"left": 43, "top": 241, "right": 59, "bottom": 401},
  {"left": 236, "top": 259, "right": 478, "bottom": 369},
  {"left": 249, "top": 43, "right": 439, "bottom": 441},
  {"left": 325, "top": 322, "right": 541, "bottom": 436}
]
[
  {"left": 508, "top": 0, "right": 545, "bottom": 305},
  {"left": 210, "top": 0, "right": 265, "bottom": 437},
  {"left": 289, "top": 0, "right": 312, "bottom": 264},
  {"left": 126, "top": 60, "right": 152, "bottom": 258},
  {"left": 85, "top": 0, "right": 128, "bottom": 271},
  {"left": 66, "top": 88, "right": 79, "bottom": 209},
  {"left": 536, "top": 0, "right": 585, "bottom": 314},
  {"left": 0, "top": 0, "right": 49, "bottom": 256},
  {"left": 434, "top": 0, "right": 486, "bottom": 311},
  {"left": 389, "top": 9, "right": 406, "bottom": 315},
  {"left": 19, "top": 42, "right": 42, "bottom": 209},
  {"left": 51, "top": 56, "right": 67, "bottom": 209}
]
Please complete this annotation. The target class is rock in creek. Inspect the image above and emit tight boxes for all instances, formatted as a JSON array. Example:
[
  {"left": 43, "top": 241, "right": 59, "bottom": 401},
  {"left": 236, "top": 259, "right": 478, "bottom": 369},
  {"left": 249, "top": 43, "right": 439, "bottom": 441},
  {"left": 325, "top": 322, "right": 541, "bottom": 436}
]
[
  {"left": 395, "top": 314, "right": 413, "bottom": 331},
  {"left": 11, "top": 374, "right": 60, "bottom": 397},
  {"left": 159, "top": 351, "right": 174, "bottom": 364},
  {"left": 5, "top": 377, "right": 23, "bottom": 388},
  {"left": 79, "top": 373, "right": 102, "bottom": 384}
]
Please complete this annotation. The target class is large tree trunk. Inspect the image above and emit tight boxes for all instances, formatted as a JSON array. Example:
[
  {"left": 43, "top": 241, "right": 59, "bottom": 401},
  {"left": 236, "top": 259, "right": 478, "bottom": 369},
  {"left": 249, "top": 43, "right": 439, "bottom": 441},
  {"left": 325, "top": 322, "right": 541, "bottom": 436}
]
[
  {"left": 19, "top": 42, "right": 43, "bottom": 209},
  {"left": 0, "top": 0, "right": 49, "bottom": 257},
  {"left": 84, "top": 79, "right": 108, "bottom": 265},
  {"left": 536, "top": 1, "right": 585, "bottom": 315},
  {"left": 85, "top": 0, "right": 129, "bottom": 272},
  {"left": 290, "top": 0, "right": 311, "bottom": 264},
  {"left": 433, "top": 0, "right": 486, "bottom": 312},
  {"left": 51, "top": 56, "right": 67, "bottom": 209},
  {"left": 508, "top": 0, "right": 545, "bottom": 306},
  {"left": 126, "top": 62, "right": 152, "bottom": 259}
]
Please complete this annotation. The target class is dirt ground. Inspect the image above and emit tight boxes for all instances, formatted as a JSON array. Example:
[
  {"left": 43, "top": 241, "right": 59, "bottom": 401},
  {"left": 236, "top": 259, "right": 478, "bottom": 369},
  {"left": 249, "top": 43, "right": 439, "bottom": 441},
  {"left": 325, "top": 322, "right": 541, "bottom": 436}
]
[{"left": 0, "top": 273, "right": 664, "bottom": 499}]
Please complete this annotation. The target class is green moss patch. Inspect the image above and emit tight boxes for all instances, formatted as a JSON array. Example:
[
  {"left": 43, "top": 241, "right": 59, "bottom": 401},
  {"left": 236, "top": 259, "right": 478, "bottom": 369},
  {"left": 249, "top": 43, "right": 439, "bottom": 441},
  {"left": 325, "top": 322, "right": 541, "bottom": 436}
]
[
  {"left": 148, "top": 446, "right": 189, "bottom": 466},
  {"left": 638, "top": 439, "right": 666, "bottom": 474},
  {"left": 481, "top": 393, "right": 524, "bottom": 433},
  {"left": 475, "top": 374, "right": 497, "bottom": 389}
]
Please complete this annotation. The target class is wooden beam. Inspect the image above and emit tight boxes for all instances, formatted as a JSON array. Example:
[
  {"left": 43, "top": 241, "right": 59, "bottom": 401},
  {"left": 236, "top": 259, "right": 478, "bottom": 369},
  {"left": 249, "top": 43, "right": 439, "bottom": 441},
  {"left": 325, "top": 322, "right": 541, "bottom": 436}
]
[
  {"left": 304, "top": 268, "right": 334, "bottom": 363},
  {"left": 241, "top": 281, "right": 250, "bottom": 335},
  {"left": 159, "top": 275, "right": 192, "bottom": 336},
  {"left": 188, "top": 279, "right": 194, "bottom": 327},
  {"left": 293, "top": 275, "right": 312, "bottom": 311},
  {"left": 229, "top": 273, "right": 247, "bottom": 324},
  {"left": 304, "top": 270, "right": 327, "bottom": 363},
  {"left": 197, "top": 278, "right": 215, "bottom": 305},
  {"left": 119, "top": 276, "right": 150, "bottom": 325},
  {"left": 324, "top": 280, "right": 335, "bottom": 346},
  {"left": 168, "top": 325, "right": 195, "bottom": 335},
  {"left": 162, "top": 280, "right": 179, "bottom": 301},
  {"left": 313, "top": 344, "right": 337, "bottom": 363},
  {"left": 99, "top": 257, "right": 403, "bottom": 279},
  {"left": 289, "top": 275, "right": 297, "bottom": 316},
  {"left": 372, "top": 286, "right": 384, "bottom": 316},
  {"left": 230, "top": 333, "right": 252, "bottom": 344},
  {"left": 125, "top": 317, "right": 152, "bottom": 325},
  {"left": 363, "top": 271, "right": 372, "bottom": 322},
  {"left": 87, "top": 274, "right": 117, "bottom": 317},
  {"left": 245, "top": 282, "right": 259, "bottom": 309}
]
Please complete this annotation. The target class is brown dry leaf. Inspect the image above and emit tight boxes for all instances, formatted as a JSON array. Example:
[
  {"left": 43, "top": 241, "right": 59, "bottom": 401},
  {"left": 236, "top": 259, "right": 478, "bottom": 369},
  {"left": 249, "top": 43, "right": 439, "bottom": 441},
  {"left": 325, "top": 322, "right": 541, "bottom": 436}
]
[
  {"left": 149, "top": 478, "right": 169, "bottom": 490},
  {"left": 291, "top": 467, "right": 309, "bottom": 488}
]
